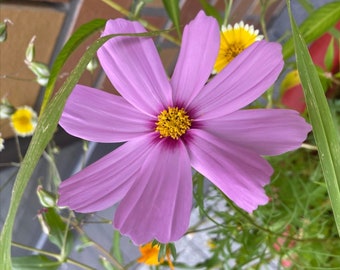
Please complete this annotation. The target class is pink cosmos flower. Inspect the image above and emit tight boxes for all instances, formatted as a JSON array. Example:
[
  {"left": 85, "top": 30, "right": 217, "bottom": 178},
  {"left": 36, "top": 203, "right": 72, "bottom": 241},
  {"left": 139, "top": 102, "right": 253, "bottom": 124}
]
[{"left": 57, "top": 11, "right": 311, "bottom": 245}]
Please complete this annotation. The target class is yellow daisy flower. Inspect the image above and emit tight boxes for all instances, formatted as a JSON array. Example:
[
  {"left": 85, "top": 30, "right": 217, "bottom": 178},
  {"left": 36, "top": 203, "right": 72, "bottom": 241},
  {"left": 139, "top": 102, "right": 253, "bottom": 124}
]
[
  {"left": 10, "top": 106, "right": 38, "bottom": 137},
  {"left": 137, "top": 242, "right": 174, "bottom": 269},
  {"left": 213, "top": 21, "right": 263, "bottom": 73}
]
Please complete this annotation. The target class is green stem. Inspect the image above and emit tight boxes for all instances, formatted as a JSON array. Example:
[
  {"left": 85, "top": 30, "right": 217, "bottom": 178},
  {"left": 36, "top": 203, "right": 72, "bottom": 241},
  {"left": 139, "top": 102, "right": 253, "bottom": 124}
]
[
  {"left": 64, "top": 216, "right": 125, "bottom": 270},
  {"left": 14, "top": 135, "right": 23, "bottom": 162},
  {"left": 112, "top": 230, "right": 123, "bottom": 266},
  {"left": 11, "top": 241, "right": 94, "bottom": 270},
  {"left": 100, "top": 0, "right": 181, "bottom": 46},
  {"left": 259, "top": 0, "right": 270, "bottom": 40},
  {"left": 222, "top": 0, "right": 233, "bottom": 27},
  {"left": 11, "top": 241, "right": 60, "bottom": 259},
  {"left": 220, "top": 190, "right": 334, "bottom": 244}
]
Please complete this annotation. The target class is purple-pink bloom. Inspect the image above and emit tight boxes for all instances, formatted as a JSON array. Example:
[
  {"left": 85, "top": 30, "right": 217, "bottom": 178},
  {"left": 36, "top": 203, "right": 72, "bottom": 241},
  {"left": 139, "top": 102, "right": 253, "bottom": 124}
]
[{"left": 57, "top": 11, "right": 311, "bottom": 245}]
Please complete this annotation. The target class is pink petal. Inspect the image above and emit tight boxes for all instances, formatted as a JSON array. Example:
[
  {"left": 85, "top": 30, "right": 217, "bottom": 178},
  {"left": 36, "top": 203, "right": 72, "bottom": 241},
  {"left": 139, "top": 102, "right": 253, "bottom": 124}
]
[
  {"left": 171, "top": 11, "right": 220, "bottom": 107},
  {"left": 114, "top": 139, "right": 192, "bottom": 245},
  {"left": 199, "top": 109, "right": 312, "bottom": 156},
  {"left": 189, "top": 41, "right": 284, "bottom": 120},
  {"left": 57, "top": 135, "right": 155, "bottom": 212},
  {"left": 59, "top": 85, "right": 154, "bottom": 143},
  {"left": 185, "top": 129, "right": 272, "bottom": 212},
  {"left": 98, "top": 19, "right": 173, "bottom": 116}
]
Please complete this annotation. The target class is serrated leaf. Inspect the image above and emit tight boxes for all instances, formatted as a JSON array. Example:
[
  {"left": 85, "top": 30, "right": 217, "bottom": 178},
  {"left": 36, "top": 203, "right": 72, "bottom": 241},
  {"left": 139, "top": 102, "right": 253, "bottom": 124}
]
[
  {"left": 12, "top": 255, "right": 60, "bottom": 270},
  {"left": 40, "top": 18, "right": 107, "bottom": 114},
  {"left": 283, "top": 1, "right": 340, "bottom": 59},
  {"left": 287, "top": 0, "right": 340, "bottom": 235},
  {"left": 162, "top": 0, "right": 181, "bottom": 39}
]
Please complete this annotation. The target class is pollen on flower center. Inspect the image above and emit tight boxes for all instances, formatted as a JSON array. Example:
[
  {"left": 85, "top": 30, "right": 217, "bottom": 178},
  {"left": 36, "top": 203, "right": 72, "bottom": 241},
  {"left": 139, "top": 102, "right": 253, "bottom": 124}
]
[{"left": 155, "top": 107, "right": 191, "bottom": 140}]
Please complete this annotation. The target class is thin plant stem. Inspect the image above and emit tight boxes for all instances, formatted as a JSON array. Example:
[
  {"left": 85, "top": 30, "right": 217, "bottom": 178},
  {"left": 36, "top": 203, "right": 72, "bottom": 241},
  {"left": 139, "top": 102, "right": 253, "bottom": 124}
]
[
  {"left": 100, "top": 0, "right": 181, "bottom": 46},
  {"left": 222, "top": 0, "right": 233, "bottom": 27},
  {"left": 0, "top": 162, "right": 20, "bottom": 167},
  {"left": 301, "top": 143, "right": 318, "bottom": 151},
  {"left": 220, "top": 190, "right": 335, "bottom": 243},
  {"left": 0, "top": 74, "right": 35, "bottom": 82},
  {"left": 62, "top": 216, "right": 126, "bottom": 270},
  {"left": 14, "top": 135, "right": 23, "bottom": 162},
  {"left": 11, "top": 241, "right": 94, "bottom": 270},
  {"left": 260, "top": 0, "right": 270, "bottom": 40}
]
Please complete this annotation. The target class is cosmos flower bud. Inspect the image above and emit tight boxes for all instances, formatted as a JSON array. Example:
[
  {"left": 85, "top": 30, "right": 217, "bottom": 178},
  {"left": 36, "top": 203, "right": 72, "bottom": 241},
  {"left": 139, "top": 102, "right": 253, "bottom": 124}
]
[
  {"left": 0, "top": 98, "right": 15, "bottom": 119},
  {"left": 25, "top": 36, "right": 36, "bottom": 62},
  {"left": 25, "top": 61, "right": 50, "bottom": 86},
  {"left": 37, "top": 185, "right": 57, "bottom": 208},
  {"left": 0, "top": 19, "right": 12, "bottom": 43},
  {"left": 0, "top": 134, "right": 4, "bottom": 152}
]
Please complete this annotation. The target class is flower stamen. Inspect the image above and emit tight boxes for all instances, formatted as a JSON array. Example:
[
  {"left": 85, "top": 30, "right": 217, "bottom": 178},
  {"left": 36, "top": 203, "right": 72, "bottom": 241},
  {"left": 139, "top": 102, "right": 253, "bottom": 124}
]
[{"left": 155, "top": 107, "right": 191, "bottom": 139}]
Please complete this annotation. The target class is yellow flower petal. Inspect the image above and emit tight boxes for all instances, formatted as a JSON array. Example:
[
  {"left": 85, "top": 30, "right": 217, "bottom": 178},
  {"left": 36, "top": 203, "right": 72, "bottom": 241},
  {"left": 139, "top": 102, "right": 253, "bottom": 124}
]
[
  {"left": 137, "top": 242, "right": 164, "bottom": 266},
  {"left": 137, "top": 242, "right": 174, "bottom": 269},
  {"left": 213, "top": 21, "right": 263, "bottom": 73}
]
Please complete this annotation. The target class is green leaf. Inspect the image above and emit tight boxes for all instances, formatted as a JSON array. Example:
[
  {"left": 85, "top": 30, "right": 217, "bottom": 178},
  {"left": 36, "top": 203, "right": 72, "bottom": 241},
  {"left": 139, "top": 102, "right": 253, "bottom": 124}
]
[
  {"left": 40, "top": 18, "right": 107, "bottom": 114},
  {"left": 193, "top": 171, "right": 205, "bottom": 217},
  {"left": 296, "top": 0, "right": 314, "bottom": 13},
  {"left": 287, "top": 0, "right": 340, "bottom": 235},
  {"left": 42, "top": 208, "right": 73, "bottom": 257},
  {"left": 12, "top": 255, "right": 60, "bottom": 270},
  {"left": 198, "top": 0, "right": 223, "bottom": 25},
  {"left": 111, "top": 230, "right": 123, "bottom": 269},
  {"left": 324, "top": 37, "right": 335, "bottom": 72},
  {"left": 162, "top": 0, "right": 181, "bottom": 39},
  {"left": 283, "top": 1, "right": 340, "bottom": 59}
]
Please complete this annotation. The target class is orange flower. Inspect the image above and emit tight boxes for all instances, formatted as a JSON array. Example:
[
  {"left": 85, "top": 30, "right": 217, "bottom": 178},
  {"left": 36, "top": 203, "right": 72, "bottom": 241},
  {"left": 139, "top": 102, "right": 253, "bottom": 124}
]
[{"left": 137, "top": 242, "right": 174, "bottom": 269}]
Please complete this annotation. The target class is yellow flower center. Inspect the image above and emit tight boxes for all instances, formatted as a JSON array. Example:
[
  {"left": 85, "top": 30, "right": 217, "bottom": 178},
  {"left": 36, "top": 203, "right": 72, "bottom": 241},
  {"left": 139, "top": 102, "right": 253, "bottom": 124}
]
[
  {"left": 213, "top": 21, "right": 263, "bottom": 73},
  {"left": 10, "top": 106, "right": 37, "bottom": 137},
  {"left": 155, "top": 107, "right": 191, "bottom": 139}
]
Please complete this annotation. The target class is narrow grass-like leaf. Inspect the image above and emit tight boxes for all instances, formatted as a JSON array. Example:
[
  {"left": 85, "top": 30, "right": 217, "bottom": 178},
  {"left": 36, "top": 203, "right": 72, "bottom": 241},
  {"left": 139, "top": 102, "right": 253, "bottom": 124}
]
[
  {"left": 0, "top": 30, "right": 162, "bottom": 270},
  {"left": 40, "top": 19, "right": 106, "bottom": 114},
  {"left": 198, "top": 0, "right": 223, "bottom": 26},
  {"left": 283, "top": 1, "right": 340, "bottom": 60},
  {"left": 324, "top": 38, "right": 335, "bottom": 72},
  {"left": 287, "top": 0, "right": 340, "bottom": 234},
  {"left": 42, "top": 208, "right": 73, "bottom": 258},
  {"left": 296, "top": 0, "right": 314, "bottom": 13},
  {"left": 12, "top": 255, "right": 60, "bottom": 270},
  {"left": 111, "top": 230, "right": 123, "bottom": 269},
  {"left": 162, "top": 0, "right": 181, "bottom": 39}
]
